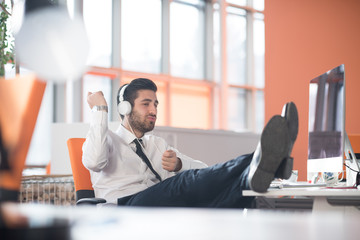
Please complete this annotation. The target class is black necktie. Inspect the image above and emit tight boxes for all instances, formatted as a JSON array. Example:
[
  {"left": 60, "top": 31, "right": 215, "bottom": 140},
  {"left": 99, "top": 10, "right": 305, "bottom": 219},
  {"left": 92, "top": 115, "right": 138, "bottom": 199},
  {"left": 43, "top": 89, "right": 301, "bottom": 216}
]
[{"left": 133, "top": 139, "right": 162, "bottom": 182}]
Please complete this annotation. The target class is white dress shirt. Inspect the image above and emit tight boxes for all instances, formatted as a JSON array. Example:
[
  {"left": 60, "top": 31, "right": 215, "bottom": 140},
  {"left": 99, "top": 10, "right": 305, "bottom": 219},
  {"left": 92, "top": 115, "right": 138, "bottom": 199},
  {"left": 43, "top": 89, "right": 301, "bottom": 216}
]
[{"left": 82, "top": 111, "right": 208, "bottom": 204}]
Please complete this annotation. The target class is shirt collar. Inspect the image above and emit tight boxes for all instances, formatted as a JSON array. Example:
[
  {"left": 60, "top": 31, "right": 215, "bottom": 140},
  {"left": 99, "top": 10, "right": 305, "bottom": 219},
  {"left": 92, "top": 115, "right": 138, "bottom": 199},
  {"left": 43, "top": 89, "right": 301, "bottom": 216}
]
[{"left": 116, "top": 124, "right": 145, "bottom": 145}]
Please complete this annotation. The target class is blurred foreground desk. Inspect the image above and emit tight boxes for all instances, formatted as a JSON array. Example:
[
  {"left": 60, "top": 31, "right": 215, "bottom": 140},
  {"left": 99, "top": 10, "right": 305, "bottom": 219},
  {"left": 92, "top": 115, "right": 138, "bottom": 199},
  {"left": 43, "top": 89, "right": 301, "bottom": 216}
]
[
  {"left": 7, "top": 204, "right": 360, "bottom": 240},
  {"left": 243, "top": 185, "right": 360, "bottom": 214}
]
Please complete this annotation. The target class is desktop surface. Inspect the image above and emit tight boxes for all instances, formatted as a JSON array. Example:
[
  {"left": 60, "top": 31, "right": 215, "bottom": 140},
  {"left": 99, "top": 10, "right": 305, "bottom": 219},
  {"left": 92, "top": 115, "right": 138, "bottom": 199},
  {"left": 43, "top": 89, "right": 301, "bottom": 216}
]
[
  {"left": 244, "top": 183, "right": 360, "bottom": 197},
  {"left": 243, "top": 182, "right": 360, "bottom": 213},
  {"left": 6, "top": 203, "right": 360, "bottom": 240}
]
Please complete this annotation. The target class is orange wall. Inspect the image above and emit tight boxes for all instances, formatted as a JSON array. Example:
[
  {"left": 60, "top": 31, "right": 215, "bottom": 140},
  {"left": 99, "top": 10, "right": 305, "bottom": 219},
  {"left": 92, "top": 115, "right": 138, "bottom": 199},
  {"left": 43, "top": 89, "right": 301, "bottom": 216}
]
[{"left": 265, "top": 0, "right": 360, "bottom": 181}]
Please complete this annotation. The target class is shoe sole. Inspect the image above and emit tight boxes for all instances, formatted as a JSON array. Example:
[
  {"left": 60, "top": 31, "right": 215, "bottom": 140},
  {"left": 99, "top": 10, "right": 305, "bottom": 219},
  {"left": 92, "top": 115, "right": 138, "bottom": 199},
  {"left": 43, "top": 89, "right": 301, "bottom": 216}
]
[{"left": 249, "top": 115, "right": 290, "bottom": 192}]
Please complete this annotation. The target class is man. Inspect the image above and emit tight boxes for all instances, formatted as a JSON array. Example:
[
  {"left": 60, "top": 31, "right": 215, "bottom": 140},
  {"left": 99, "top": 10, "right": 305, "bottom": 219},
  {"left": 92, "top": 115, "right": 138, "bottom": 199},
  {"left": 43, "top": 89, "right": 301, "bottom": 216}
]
[{"left": 83, "top": 78, "right": 298, "bottom": 208}]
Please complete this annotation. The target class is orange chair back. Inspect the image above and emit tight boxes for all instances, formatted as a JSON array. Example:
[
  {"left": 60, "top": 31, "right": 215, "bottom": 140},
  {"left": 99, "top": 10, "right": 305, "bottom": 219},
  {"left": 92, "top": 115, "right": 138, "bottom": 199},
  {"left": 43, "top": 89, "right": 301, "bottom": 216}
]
[
  {"left": 0, "top": 74, "right": 46, "bottom": 198},
  {"left": 67, "top": 138, "right": 94, "bottom": 200}
]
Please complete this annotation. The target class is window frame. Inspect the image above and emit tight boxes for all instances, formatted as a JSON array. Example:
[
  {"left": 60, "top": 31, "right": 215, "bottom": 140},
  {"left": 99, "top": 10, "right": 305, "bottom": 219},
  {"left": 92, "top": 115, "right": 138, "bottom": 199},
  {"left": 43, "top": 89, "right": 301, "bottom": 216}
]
[
  {"left": 85, "top": 0, "right": 265, "bottom": 132},
  {"left": 56, "top": 0, "right": 266, "bottom": 131},
  {"left": 23, "top": 0, "right": 265, "bottom": 168}
]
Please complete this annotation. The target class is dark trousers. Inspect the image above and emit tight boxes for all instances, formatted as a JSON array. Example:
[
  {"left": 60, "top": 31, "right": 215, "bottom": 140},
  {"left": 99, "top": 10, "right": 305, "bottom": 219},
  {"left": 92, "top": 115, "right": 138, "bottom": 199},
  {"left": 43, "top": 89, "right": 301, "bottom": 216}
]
[{"left": 118, "top": 153, "right": 255, "bottom": 208}]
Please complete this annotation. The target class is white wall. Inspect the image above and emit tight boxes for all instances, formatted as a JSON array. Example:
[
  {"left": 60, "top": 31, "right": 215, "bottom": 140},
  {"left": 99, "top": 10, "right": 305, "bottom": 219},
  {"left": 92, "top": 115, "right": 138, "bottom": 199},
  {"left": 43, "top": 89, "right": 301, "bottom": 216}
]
[{"left": 51, "top": 122, "right": 260, "bottom": 174}]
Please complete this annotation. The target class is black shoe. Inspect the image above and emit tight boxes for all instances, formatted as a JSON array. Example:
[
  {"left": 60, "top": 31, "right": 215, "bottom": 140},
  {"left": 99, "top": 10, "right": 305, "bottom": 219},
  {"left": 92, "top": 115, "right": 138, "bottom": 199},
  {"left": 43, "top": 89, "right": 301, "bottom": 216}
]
[
  {"left": 248, "top": 115, "right": 290, "bottom": 193},
  {"left": 275, "top": 102, "right": 299, "bottom": 179}
]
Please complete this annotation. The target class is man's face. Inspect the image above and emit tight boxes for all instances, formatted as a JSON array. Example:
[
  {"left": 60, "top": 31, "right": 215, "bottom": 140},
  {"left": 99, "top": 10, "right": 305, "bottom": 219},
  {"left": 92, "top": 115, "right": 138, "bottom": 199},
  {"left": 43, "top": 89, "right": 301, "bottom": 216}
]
[{"left": 128, "top": 89, "right": 158, "bottom": 135}]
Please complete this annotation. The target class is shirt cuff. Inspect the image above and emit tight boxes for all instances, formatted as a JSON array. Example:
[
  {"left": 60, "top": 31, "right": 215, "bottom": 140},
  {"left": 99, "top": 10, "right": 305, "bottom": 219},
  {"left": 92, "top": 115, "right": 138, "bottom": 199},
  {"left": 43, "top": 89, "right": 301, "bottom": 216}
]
[{"left": 177, "top": 157, "right": 191, "bottom": 172}]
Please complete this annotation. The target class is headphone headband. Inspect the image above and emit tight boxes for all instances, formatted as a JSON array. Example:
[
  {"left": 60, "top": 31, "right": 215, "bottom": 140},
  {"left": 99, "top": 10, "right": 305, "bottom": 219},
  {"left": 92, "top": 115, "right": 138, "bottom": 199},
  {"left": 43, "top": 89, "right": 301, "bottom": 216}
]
[{"left": 118, "top": 84, "right": 128, "bottom": 103}]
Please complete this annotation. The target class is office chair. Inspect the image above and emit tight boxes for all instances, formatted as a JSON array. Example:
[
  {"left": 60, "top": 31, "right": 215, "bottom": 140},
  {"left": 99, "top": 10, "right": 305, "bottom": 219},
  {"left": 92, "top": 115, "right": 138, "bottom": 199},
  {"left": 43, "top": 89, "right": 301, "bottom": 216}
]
[
  {"left": 67, "top": 138, "right": 106, "bottom": 205},
  {"left": 0, "top": 75, "right": 46, "bottom": 202}
]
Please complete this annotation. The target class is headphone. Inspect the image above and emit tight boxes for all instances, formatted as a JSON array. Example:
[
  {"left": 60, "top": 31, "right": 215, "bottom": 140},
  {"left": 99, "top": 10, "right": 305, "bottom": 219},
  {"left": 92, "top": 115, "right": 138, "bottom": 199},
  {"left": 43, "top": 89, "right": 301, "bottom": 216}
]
[{"left": 117, "top": 84, "right": 132, "bottom": 116}]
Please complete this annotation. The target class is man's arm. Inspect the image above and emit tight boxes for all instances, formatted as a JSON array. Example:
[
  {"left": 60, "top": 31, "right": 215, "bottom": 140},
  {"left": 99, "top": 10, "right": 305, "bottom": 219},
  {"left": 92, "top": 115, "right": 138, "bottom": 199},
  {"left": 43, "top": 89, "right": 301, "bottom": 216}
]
[
  {"left": 87, "top": 91, "right": 108, "bottom": 110},
  {"left": 82, "top": 91, "right": 110, "bottom": 172},
  {"left": 162, "top": 148, "right": 208, "bottom": 172}
]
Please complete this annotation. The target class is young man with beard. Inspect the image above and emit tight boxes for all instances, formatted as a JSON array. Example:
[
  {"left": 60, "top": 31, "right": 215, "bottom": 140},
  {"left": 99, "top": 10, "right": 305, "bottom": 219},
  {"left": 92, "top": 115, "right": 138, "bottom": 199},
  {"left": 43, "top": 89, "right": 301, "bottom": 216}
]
[{"left": 83, "top": 78, "right": 298, "bottom": 208}]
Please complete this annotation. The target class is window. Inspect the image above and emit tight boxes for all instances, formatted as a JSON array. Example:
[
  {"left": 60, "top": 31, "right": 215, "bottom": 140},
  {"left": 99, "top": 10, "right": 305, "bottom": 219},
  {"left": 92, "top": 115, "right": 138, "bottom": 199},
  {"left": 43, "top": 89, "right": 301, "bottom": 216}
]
[
  {"left": 24, "top": 0, "right": 265, "bottom": 168},
  {"left": 170, "top": 83, "right": 211, "bottom": 128},
  {"left": 254, "top": 13, "right": 265, "bottom": 88},
  {"left": 82, "top": 75, "right": 112, "bottom": 123},
  {"left": 82, "top": 0, "right": 113, "bottom": 122},
  {"left": 226, "top": 7, "right": 247, "bottom": 85},
  {"left": 121, "top": 0, "right": 162, "bottom": 73},
  {"left": 213, "top": 0, "right": 265, "bottom": 132},
  {"left": 170, "top": 1, "right": 205, "bottom": 79},
  {"left": 83, "top": 0, "right": 112, "bottom": 67},
  {"left": 66, "top": 0, "right": 265, "bottom": 131}
]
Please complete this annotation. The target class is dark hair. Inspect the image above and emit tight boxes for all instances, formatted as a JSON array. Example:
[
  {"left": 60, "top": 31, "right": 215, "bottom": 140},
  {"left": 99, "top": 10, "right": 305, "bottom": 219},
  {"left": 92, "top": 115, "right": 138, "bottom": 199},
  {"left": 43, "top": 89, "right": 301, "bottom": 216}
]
[{"left": 117, "top": 78, "right": 157, "bottom": 118}]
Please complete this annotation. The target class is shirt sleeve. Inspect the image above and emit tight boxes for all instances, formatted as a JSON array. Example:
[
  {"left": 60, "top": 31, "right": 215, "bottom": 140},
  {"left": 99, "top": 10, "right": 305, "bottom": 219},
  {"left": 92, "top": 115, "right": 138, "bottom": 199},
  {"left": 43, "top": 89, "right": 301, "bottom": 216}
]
[
  {"left": 82, "top": 111, "right": 111, "bottom": 172},
  {"left": 153, "top": 136, "right": 207, "bottom": 171},
  {"left": 171, "top": 148, "right": 208, "bottom": 172},
  {"left": 152, "top": 135, "right": 208, "bottom": 172}
]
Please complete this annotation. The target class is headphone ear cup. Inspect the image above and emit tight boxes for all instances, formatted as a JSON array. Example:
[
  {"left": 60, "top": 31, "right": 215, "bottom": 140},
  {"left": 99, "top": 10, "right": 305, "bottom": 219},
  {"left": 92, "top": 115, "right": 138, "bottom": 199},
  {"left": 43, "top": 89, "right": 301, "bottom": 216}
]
[{"left": 118, "top": 101, "right": 132, "bottom": 115}]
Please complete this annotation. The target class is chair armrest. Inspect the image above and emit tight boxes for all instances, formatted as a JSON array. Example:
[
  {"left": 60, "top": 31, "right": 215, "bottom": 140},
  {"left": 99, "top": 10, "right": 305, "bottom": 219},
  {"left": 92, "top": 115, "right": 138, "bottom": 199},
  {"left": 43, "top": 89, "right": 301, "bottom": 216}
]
[{"left": 76, "top": 197, "right": 107, "bottom": 205}]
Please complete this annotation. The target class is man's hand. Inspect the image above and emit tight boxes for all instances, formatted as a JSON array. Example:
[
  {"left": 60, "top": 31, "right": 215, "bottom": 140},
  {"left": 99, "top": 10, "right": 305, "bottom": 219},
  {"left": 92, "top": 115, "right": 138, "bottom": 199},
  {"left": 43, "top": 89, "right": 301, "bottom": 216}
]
[
  {"left": 162, "top": 150, "right": 182, "bottom": 172},
  {"left": 87, "top": 91, "right": 108, "bottom": 109}
]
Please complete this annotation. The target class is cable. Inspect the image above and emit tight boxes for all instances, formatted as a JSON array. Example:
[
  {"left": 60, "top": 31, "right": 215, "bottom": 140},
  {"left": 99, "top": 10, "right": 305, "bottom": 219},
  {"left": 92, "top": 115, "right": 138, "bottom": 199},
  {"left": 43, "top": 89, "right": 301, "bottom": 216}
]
[
  {"left": 123, "top": 113, "right": 177, "bottom": 172},
  {"left": 343, "top": 163, "right": 360, "bottom": 187},
  {"left": 124, "top": 115, "right": 159, "bottom": 162},
  {"left": 125, "top": 115, "right": 144, "bottom": 149},
  {"left": 344, "top": 163, "right": 360, "bottom": 173}
]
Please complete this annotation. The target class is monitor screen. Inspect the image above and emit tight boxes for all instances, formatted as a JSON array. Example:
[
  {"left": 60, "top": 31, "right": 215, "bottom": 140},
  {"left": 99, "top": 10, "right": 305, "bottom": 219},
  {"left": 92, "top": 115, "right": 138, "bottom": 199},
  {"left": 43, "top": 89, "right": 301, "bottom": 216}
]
[{"left": 307, "top": 64, "right": 345, "bottom": 175}]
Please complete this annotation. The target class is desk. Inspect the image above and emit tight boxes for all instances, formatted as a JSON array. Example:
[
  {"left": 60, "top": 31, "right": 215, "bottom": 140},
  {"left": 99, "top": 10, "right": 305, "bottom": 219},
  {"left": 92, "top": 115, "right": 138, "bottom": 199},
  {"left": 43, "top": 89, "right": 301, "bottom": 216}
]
[
  {"left": 5, "top": 204, "right": 360, "bottom": 240},
  {"left": 243, "top": 186, "right": 360, "bottom": 214}
]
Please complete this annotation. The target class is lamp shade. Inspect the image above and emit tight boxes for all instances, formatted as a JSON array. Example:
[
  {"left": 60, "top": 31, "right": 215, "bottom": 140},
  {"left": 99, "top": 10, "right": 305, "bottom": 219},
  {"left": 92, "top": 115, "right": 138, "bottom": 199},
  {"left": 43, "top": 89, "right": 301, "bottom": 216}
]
[{"left": 15, "top": 6, "right": 89, "bottom": 82}]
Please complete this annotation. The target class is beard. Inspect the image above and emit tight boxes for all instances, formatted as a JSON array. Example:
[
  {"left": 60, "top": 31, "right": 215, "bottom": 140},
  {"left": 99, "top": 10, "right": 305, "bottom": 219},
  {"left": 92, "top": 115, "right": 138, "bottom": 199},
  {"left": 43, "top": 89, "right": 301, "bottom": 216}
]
[{"left": 128, "top": 110, "right": 156, "bottom": 134}]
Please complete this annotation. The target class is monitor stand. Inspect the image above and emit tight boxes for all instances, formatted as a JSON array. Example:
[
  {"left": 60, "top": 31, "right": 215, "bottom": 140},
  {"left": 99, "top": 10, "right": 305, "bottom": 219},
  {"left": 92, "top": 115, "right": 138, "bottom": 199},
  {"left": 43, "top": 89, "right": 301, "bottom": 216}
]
[{"left": 344, "top": 132, "right": 360, "bottom": 186}]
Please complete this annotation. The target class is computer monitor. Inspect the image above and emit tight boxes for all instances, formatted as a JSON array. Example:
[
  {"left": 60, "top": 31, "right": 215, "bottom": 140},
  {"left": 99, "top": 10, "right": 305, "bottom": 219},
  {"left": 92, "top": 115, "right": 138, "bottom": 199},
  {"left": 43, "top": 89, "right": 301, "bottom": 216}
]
[
  {"left": 307, "top": 64, "right": 345, "bottom": 179},
  {"left": 307, "top": 64, "right": 360, "bottom": 186}
]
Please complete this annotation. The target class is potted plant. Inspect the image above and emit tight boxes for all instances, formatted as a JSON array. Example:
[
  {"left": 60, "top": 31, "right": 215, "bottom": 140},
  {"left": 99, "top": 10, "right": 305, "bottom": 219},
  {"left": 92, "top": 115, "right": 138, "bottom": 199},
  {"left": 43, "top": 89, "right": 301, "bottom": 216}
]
[{"left": 0, "top": 0, "right": 14, "bottom": 77}]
